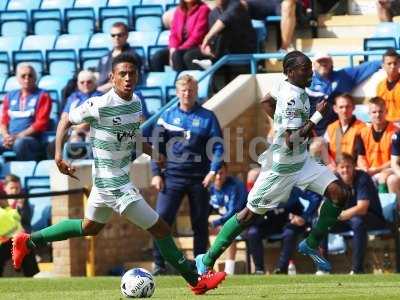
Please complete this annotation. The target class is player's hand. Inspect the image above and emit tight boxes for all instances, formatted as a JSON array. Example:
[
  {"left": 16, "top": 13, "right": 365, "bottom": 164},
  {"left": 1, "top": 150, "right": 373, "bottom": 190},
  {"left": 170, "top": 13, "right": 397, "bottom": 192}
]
[
  {"left": 151, "top": 175, "right": 164, "bottom": 192},
  {"left": 55, "top": 158, "right": 78, "bottom": 180},
  {"left": 202, "top": 171, "right": 216, "bottom": 188},
  {"left": 289, "top": 214, "right": 305, "bottom": 226},
  {"left": 316, "top": 100, "right": 328, "bottom": 115}
]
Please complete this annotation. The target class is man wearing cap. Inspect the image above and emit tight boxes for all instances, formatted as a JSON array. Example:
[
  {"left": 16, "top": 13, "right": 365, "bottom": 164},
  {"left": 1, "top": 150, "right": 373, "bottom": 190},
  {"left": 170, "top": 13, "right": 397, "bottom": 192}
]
[{"left": 307, "top": 53, "right": 381, "bottom": 136}]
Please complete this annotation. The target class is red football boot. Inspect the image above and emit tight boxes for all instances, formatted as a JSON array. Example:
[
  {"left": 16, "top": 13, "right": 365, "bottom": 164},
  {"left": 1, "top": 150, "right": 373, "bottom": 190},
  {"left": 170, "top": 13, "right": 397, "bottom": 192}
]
[
  {"left": 12, "top": 232, "right": 31, "bottom": 270},
  {"left": 190, "top": 271, "right": 227, "bottom": 295}
]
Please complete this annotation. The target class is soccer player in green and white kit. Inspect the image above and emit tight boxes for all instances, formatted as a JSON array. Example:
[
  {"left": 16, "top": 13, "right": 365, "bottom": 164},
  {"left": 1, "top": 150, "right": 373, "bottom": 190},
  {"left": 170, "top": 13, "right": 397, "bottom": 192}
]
[
  {"left": 196, "top": 51, "right": 351, "bottom": 275},
  {"left": 12, "top": 53, "right": 225, "bottom": 295}
]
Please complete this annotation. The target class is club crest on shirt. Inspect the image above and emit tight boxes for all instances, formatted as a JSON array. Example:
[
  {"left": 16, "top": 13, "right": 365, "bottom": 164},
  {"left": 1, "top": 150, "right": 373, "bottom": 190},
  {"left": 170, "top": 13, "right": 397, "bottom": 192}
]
[
  {"left": 173, "top": 117, "right": 181, "bottom": 125},
  {"left": 192, "top": 119, "right": 200, "bottom": 127}
]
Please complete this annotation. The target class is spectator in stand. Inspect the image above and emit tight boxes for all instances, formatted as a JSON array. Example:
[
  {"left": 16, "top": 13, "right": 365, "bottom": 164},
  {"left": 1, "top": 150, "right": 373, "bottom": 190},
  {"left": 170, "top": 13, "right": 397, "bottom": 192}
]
[
  {"left": 244, "top": 0, "right": 302, "bottom": 52},
  {"left": 0, "top": 64, "right": 52, "bottom": 161},
  {"left": 150, "top": 0, "right": 210, "bottom": 72},
  {"left": 0, "top": 174, "right": 39, "bottom": 277},
  {"left": 377, "top": 0, "right": 400, "bottom": 21},
  {"left": 150, "top": 75, "right": 224, "bottom": 275},
  {"left": 323, "top": 94, "right": 366, "bottom": 168},
  {"left": 376, "top": 48, "right": 400, "bottom": 123},
  {"left": 97, "top": 22, "right": 143, "bottom": 93},
  {"left": 200, "top": 0, "right": 257, "bottom": 61},
  {"left": 356, "top": 97, "right": 400, "bottom": 198},
  {"left": 325, "top": 153, "right": 386, "bottom": 274},
  {"left": 307, "top": 53, "right": 381, "bottom": 136},
  {"left": 208, "top": 163, "right": 247, "bottom": 275}
]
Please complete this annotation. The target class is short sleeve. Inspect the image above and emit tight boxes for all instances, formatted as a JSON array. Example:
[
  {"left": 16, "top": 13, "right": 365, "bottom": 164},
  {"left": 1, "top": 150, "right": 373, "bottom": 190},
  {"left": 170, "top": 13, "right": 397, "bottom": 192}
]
[
  {"left": 68, "top": 98, "right": 98, "bottom": 124},
  {"left": 355, "top": 172, "right": 375, "bottom": 202}
]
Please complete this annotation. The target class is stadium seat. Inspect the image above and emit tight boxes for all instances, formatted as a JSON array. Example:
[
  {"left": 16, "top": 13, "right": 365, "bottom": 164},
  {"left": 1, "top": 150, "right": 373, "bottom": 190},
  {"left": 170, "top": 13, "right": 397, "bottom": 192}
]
[
  {"left": 9, "top": 160, "right": 36, "bottom": 188},
  {"left": 47, "top": 89, "right": 60, "bottom": 105},
  {"left": 25, "top": 159, "right": 54, "bottom": 190},
  {"left": 99, "top": 6, "right": 130, "bottom": 33},
  {"left": 145, "top": 71, "right": 177, "bottom": 101},
  {"left": 65, "top": 8, "right": 95, "bottom": 35},
  {"left": 373, "top": 22, "right": 400, "bottom": 39},
  {"left": 12, "top": 50, "right": 45, "bottom": 77},
  {"left": 88, "top": 33, "right": 113, "bottom": 50},
  {"left": 128, "top": 31, "right": 159, "bottom": 61},
  {"left": 34, "top": 159, "right": 55, "bottom": 177},
  {"left": 21, "top": 35, "right": 57, "bottom": 56},
  {"left": 0, "top": 77, "right": 6, "bottom": 92},
  {"left": 73, "top": 0, "right": 107, "bottom": 19},
  {"left": 48, "top": 99, "right": 60, "bottom": 130},
  {"left": 46, "top": 49, "right": 77, "bottom": 77},
  {"left": 157, "top": 30, "right": 170, "bottom": 46},
  {"left": 79, "top": 47, "right": 109, "bottom": 70},
  {"left": 6, "top": 0, "right": 41, "bottom": 12},
  {"left": 135, "top": 15, "right": 163, "bottom": 32},
  {"left": 148, "top": 45, "right": 167, "bottom": 68},
  {"left": 29, "top": 187, "right": 52, "bottom": 231},
  {"left": 107, "top": 0, "right": 141, "bottom": 7},
  {"left": 40, "top": 0, "right": 74, "bottom": 17},
  {"left": 31, "top": 9, "right": 62, "bottom": 36},
  {"left": 363, "top": 37, "right": 396, "bottom": 61},
  {"left": 354, "top": 104, "right": 370, "bottom": 123},
  {"left": 137, "top": 86, "right": 164, "bottom": 115},
  {"left": 38, "top": 75, "right": 70, "bottom": 100},
  {"left": 177, "top": 70, "right": 211, "bottom": 102},
  {"left": 0, "top": 10, "right": 29, "bottom": 37},
  {"left": 0, "top": 52, "right": 10, "bottom": 78},
  {"left": 251, "top": 20, "right": 267, "bottom": 53},
  {"left": 166, "top": 85, "right": 176, "bottom": 102},
  {"left": 55, "top": 34, "right": 90, "bottom": 54},
  {"left": 3, "top": 76, "right": 19, "bottom": 92},
  {"left": 141, "top": 0, "right": 175, "bottom": 10},
  {"left": 0, "top": 36, "right": 22, "bottom": 59}
]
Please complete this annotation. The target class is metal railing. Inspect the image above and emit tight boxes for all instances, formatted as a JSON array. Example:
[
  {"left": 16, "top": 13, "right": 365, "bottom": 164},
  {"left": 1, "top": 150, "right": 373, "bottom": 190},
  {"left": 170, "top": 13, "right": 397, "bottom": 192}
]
[{"left": 140, "top": 49, "right": 386, "bottom": 132}]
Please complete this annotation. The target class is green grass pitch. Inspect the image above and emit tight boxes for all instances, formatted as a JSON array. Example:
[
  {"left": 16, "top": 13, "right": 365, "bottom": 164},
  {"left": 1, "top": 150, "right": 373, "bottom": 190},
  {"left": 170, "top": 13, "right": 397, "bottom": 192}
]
[{"left": 1, "top": 274, "right": 400, "bottom": 299}]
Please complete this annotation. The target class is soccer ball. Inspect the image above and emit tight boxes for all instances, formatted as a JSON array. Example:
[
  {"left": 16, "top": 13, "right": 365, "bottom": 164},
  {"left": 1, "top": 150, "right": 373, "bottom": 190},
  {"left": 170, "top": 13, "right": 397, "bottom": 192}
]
[{"left": 120, "top": 268, "right": 155, "bottom": 298}]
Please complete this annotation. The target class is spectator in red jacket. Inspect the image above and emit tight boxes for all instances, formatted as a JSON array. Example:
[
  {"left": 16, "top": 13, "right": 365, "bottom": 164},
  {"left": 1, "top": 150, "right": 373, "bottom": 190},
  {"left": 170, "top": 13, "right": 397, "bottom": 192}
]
[
  {"left": 0, "top": 64, "right": 52, "bottom": 161},
  {"left": 150, "top": 0, "right": 210, "bottom": 71}
]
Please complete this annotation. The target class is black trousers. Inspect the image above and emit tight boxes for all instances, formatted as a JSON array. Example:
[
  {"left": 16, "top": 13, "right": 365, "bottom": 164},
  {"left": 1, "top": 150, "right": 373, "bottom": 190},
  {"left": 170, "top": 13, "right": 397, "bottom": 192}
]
[
  {"left": 150, "top": 47, "right": 206, "bottom": 72},
  {"left": 0, "top": 239, "right": 39, "bottom": 277}
]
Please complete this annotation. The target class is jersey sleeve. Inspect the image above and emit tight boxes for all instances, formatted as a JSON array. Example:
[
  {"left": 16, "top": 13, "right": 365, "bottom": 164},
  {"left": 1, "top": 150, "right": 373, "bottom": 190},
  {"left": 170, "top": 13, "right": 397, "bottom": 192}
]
[{"left": 68, "top": 98, "right": 98, "bottom": 125}]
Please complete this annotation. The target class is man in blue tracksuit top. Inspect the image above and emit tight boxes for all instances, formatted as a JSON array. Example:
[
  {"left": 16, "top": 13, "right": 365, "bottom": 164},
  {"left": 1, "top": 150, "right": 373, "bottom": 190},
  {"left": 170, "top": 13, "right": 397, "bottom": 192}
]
[
  {"left": 151, "top": 75, "right": 224, "bottom": 275},
  {"left": 307, "top": 53, "right": 381, "bottom": 135}
]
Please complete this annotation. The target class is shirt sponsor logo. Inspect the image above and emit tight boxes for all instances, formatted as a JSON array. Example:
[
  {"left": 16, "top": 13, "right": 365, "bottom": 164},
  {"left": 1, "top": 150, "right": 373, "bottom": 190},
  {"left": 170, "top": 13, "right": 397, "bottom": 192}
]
[{"left": 192, "top": 119, "right": 200, "bottom": 127}]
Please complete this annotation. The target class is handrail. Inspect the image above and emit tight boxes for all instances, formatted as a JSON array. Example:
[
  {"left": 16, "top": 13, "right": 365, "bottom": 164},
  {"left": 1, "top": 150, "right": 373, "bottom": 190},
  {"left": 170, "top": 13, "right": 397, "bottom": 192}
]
[{"left": 141, "top": 49, "right": 386, "bottom": 132}]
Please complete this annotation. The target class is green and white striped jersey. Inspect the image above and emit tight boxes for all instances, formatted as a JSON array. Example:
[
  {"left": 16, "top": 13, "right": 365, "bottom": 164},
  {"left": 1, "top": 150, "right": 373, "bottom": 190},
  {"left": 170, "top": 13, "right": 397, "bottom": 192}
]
[
  {"left": 69, "top": 89, "right": 142, "bottom": 193},
  {"left": 270, "top": 80, "right": 310, "bottom": 174}
]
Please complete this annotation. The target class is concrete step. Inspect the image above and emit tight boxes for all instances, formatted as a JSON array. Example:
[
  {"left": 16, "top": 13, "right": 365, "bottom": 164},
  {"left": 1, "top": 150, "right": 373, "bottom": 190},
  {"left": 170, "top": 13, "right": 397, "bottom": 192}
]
[{"left": 317, "top": 15, "right": 380, "bottom": 38}]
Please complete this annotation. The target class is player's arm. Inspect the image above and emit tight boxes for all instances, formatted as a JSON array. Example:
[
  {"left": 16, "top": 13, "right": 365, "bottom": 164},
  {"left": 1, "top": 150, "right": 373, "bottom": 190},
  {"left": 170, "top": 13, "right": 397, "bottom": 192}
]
[
  {"left": 260, "top": 93, "right": 276, "bottom": 118},
  {"left": 338, "top": 200, "right": 369, "bottom": 221},
  {"left": 285, "top": 100, "right": 328, "bottom": 149}
]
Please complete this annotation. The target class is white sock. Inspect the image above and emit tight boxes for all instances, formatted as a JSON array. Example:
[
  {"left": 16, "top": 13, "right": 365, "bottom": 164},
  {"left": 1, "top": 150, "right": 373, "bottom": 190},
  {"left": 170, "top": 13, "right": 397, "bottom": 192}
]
[{"left": 224, "top": 259, "right": 235, "bottom": 275}]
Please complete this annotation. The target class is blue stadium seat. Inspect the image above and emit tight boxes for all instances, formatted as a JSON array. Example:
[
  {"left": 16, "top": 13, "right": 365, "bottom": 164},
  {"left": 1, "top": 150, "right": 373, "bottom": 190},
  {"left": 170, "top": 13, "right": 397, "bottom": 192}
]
[
  {"left": 79, "top": 47, "right": 109, "bottom": 70},
  {"left": 35, "top": 160, "right": 55, "bottom": 177},
  {"left": 65, "top": 8, "right": 95, "bottom": 35},
  {"left": 40, "top": 0, "right": 74, "bottom": 18},
  {"left": 21, "top": 35, "right": 57, "bottom": 56},
  {"left": 25, "top": 159, "right": 54, "bottom": 190},
  {"left": 0, "top": 10, "right": 29, "bottom": 37},
  {"left": 0, "top": 36, "right": 22, "bottom": 59},
  {"left": 74, "top": 0, "right": 107, "bottom": 19},
  {"left": 133, "top": 46, "right": 146, "bottom": 66},
  {"left": 0, "top": 1, "right": 7, "bottom": 10},
  {"left": 363, "top": 37, "right": 396, "bottom": 61},
  {"left": 6, "top": 0, "right": 41, "bottom": 12},
  {"left": 166, "top": 85, "right": 176, "bottom": 102},
  {"left": 88, "top": 33, "right": 113, "bottom": 50},
  {"left": 0, "top": 78, "right": 6, "bottom": 92},
  {"left": 48, "top": 99, "right": 60, "bottom": 130},
  {"left": 29, "top": 187, "right": 52, "bottom": 232},
  {"left": 354, "top": 104, "right": 370, "bottom": 123},
  {"left": 107, "top": 0, "right": 141, "bottom": 7},
  {"left": 133, "top": 5, "right": 163, "bottom": 28},
  {"left": 135, "top": 15, "right": 163, "bottom": 32},
  {"left": 373, "top": 22, "right": 400, "bottom": 39},
  {"left": 128, "top": 31, "right": 159, "bottom": 61},
  {"left": 0, "top": 52, "right": 10, "bottom": 78},
  {"left": 9, "top": 160, "right": 36, "bottom": 188},
  {"left": 141, "top": 0, "right": 175, "bottom": 10},
  {"left": 148, "top": 45, "right": 167, "bottom": 67},
  {"left": 145, "top": 71, "right": 177, "bottom": 101},
  {"left": 46, "top": 49, "right": 77, "bottom": 77},
  {"left": 157, "top": 30, "right": 170, "bottom": 46},
  {"left": 99, "top": 6, "right": 130, "bottom": 33},
  {"left": 31, "top": 9, "right": 62, "bottom": 36},
  {"left": 55, "top": 34, "right": 90, "bottom": 54},
  {"left": 177, "top": 70, "right": 210, "bottom": 102},
  {"left": 3, "top": 76, "right": 19, "bottom": 92},
  {"left": 13, "top": 50, "right": 45, "bottom": 77},
  {"left": 251, "top": 20, "right": 267, "bottom": 53},
  {"left": 38, "top": 75, "right": 70, "bottom": 100}
]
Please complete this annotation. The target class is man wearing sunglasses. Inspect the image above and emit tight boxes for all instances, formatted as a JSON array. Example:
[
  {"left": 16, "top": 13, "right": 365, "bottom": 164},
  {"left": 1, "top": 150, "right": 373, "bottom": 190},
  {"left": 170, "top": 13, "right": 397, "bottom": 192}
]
[
  {"left": 0, "top": 63, "right": 52, "bottom": 161},
  {"left": 97, "top": 22, "right": 143, "bottom": 93}
]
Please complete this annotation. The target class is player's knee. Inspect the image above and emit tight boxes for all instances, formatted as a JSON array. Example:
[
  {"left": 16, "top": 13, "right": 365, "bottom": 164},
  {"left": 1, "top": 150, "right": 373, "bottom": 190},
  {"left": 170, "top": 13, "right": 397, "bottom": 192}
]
[
  {"left": 326, "top": 180, "right": 349, "bottom": 207},
  {"left": 236, "top": 208, "right": 259, "bottom": 227},
  {"left": 82, "top": 222, "right": 104, "bottom": 236}
]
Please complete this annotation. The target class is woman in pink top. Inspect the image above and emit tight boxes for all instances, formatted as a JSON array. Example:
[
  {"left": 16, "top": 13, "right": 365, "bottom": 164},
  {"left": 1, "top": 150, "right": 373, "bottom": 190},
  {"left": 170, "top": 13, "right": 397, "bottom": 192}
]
[{"left": 150, "top": 0, "right": 210, "bottom": 71}]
